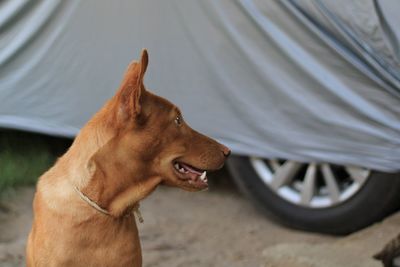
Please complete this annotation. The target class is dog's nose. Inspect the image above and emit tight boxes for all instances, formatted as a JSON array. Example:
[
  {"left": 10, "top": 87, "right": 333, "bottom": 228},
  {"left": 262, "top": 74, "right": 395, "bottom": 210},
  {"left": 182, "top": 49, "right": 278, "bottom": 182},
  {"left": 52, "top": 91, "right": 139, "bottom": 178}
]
[{"left": 221, "top": 146, "right": 231, "bottom": 157}]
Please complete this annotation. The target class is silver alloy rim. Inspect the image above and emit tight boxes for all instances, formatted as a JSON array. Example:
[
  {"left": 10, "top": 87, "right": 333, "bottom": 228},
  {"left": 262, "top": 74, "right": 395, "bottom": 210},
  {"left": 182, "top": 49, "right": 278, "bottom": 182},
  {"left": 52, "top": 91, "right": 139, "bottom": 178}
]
[{"left": 249, "top": 158, "right": 371, "bottom": 208}]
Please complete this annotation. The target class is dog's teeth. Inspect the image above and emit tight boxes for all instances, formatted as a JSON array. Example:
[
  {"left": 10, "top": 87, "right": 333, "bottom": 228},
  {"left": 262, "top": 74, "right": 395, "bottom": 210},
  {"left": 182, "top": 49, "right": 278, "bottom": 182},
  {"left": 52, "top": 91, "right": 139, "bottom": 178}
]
[
  {"left": 179, "top": 168, "right": 185, "bottom": 173},
  {"left": 200, "top": 171, "right": 207, "bottom": 180}
]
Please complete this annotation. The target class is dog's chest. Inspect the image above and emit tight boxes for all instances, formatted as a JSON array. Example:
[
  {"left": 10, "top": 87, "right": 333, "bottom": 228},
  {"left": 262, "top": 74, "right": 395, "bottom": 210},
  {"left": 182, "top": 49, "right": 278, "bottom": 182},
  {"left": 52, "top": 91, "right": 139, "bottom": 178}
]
[
  {"left": 67, "top": 217, "right": 142, "bottom": 266},
  {"left": 33, "top": 211, "right": 142, "bottom": 267}
]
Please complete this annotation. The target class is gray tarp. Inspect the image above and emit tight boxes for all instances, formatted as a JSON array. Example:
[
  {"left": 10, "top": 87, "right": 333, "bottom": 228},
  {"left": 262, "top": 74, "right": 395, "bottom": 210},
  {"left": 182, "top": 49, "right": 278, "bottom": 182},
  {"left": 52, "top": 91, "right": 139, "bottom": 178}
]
[{"left": 0, "top": 0, "right": 399, "bottom": 171}]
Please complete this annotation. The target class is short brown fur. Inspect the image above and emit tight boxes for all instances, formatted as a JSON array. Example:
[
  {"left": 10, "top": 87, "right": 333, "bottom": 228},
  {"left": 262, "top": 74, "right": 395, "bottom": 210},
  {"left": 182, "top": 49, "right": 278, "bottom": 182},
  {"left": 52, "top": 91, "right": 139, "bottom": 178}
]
[{"left": 26, "top": 50, "right": 230, "bottom": 267}]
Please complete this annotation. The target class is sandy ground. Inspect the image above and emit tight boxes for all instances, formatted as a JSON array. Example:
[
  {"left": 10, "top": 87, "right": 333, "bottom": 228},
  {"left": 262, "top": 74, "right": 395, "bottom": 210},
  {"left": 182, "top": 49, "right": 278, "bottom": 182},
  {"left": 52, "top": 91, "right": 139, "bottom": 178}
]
[{"left": 0, "top": 170, "right": 335, "bottom": 267}]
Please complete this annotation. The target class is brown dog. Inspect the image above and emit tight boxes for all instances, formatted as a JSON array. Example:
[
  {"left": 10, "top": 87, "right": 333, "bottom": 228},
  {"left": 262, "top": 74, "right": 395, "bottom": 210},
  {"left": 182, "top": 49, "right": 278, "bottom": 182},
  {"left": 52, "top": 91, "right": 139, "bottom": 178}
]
[{"left": 26, "top": 50, "right": 230, "bottom": 267}]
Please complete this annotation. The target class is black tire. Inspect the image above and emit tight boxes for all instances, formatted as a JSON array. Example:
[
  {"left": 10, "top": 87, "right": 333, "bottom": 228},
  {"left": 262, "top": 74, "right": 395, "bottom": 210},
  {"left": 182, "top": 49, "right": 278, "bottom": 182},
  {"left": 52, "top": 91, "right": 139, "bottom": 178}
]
[{"left": 227, "top": 155, "right": 400, "bottom": 235}]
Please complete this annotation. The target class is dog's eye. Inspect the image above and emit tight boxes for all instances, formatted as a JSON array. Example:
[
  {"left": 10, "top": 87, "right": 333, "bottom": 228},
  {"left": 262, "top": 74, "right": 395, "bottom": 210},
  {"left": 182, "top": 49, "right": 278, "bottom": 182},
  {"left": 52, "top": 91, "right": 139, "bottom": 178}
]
[{"left": 175, "top": 115, "right": 182, "bottom": 126}]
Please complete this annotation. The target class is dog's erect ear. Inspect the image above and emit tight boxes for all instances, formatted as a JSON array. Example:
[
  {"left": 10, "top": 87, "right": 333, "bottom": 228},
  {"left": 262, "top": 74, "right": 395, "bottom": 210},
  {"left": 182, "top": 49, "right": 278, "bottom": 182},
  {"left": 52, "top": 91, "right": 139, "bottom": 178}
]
[
  {"left": 116, "top": 49, "right": 149, "bottom": 117},
  {"left": 138, "top": 49, "right": 148, "bottom": 83}
]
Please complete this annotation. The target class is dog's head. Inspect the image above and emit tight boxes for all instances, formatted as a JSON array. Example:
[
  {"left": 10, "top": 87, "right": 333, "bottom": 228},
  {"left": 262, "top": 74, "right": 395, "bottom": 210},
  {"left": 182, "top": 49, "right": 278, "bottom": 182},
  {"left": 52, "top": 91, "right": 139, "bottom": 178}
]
[{"left": 92, "top": 50, "right": 230, "bottom": 193}]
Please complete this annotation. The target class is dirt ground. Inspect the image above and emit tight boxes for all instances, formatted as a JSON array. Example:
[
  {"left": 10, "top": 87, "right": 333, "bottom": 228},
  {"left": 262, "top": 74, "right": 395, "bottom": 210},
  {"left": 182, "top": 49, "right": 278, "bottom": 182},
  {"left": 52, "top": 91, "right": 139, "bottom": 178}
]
[{"left": 0, "top": 170, "right": 335, "bottom": 267}]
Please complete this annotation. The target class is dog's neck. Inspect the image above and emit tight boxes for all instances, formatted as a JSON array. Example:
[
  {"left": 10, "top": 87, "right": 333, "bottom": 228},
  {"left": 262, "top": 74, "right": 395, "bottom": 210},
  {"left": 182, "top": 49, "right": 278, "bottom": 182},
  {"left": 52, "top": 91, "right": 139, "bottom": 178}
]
[
  {"left": 80, "top": 168, "right": 162, "bottom": 217},
  {"left": 66, "top": 107, "right": 113, "bottom": 188},
  {"left": 64, "top": 102, "right": 162, "bottom": 218},
  {"left": 73, "top": 184, "right": 144, "bottom": 223}
]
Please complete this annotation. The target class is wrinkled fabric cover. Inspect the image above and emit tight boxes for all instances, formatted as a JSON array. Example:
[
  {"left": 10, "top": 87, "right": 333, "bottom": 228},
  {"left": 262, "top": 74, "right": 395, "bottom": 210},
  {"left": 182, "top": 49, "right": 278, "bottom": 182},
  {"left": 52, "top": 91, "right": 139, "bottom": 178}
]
[{"left": 0, "top": 0, "right": 399, "bottom": 171}]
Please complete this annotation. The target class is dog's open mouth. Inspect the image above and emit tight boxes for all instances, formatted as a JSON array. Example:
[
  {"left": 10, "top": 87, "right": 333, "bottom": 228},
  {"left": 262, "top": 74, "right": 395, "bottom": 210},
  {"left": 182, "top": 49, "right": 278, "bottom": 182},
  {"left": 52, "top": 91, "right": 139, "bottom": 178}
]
[{"left": 173, "top": 161, "right": 208, "bottom": 188}]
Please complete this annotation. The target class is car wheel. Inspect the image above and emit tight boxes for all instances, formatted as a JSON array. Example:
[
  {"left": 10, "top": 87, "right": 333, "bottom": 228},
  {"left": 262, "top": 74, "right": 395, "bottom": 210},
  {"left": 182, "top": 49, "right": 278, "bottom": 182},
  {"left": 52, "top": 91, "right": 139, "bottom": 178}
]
[{"left": 227, "top": 155, "right": 400, "bottom": 235}]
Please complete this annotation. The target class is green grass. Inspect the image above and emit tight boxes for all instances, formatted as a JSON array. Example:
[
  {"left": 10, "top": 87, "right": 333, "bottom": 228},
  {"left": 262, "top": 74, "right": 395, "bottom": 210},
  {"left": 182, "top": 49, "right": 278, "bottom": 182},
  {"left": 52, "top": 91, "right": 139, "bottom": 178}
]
[{"left": 0, "top": 129, "right": 72, "bottom": 194}]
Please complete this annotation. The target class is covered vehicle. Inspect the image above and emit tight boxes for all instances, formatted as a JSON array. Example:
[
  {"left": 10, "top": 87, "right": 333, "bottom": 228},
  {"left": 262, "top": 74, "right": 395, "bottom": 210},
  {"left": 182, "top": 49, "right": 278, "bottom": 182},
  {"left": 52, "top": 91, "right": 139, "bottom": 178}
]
[{"left": 0, "top": 0, "right": 399, "bottom": 234}]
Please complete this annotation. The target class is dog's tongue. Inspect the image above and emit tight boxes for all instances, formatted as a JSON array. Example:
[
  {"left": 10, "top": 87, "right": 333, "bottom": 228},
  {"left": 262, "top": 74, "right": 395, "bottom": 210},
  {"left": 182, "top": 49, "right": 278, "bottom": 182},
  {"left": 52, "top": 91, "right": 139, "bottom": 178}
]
[{"left": 180, "top": 163, "right": 203, "bottom": 180}]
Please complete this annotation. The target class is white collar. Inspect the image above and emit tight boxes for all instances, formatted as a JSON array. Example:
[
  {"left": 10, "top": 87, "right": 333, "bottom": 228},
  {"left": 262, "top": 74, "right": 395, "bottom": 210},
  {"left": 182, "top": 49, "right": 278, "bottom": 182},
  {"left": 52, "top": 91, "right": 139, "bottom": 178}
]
[{"left": 73, "top": 186, "right": 143, "bottom": 223}]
